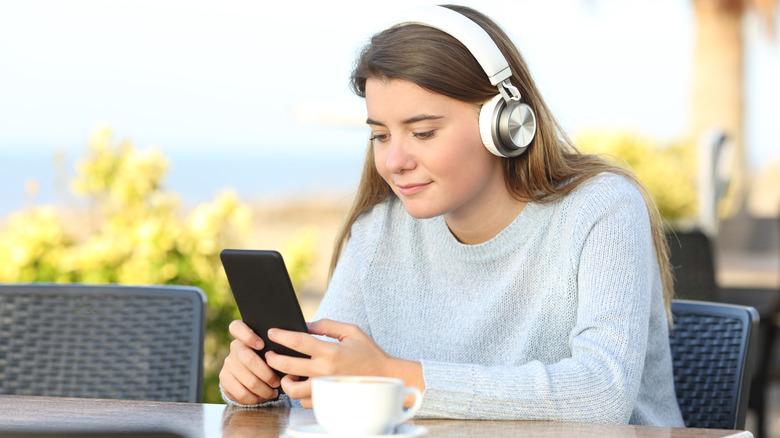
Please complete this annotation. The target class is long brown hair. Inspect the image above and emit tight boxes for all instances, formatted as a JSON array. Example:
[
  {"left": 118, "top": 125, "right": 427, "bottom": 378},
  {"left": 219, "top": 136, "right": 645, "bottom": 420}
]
[{"left": 329, "top": 5, "right": 674, "bottom": 322}]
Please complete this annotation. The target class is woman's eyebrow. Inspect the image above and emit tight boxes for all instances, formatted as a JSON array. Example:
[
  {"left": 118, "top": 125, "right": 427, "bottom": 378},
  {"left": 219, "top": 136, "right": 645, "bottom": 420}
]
[{"left": 365, "top": 114, "right": 444, "bottom": 126}]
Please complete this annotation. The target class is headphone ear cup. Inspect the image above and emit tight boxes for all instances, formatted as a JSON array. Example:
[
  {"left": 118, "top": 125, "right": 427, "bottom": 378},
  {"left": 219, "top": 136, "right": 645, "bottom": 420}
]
[
  {"left": 498, "top": 101, "right": 536, "bottom": 154},
  {"left": 479, "top": 94, "right": 536, "bottom": 158},
  {"left": 479, "top": 94, "right": 506, "bottom": 157}
]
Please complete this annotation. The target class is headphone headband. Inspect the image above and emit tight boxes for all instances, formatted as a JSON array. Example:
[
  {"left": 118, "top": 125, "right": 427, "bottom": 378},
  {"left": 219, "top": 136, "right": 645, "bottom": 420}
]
[
  {"left": 388, "top": 5, "right": 512, "bottom": 87},
  {"left": 386, "top": 5, "right": 537, "bottom": 156}
]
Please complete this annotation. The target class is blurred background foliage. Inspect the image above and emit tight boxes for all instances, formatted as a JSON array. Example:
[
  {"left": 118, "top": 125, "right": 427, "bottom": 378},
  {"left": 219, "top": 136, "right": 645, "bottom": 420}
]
[
  {"left": 0, "top": 127, "right": 317, "bottom": 403},
  {"left": 575, "top": 130, "right": 698, "bottom": 221}
]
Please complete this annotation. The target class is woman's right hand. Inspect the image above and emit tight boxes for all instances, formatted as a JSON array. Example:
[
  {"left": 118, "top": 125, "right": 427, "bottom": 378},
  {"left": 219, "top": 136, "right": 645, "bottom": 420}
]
[{"left": 219, "top": 320, "right": 283, "bottom": 405}]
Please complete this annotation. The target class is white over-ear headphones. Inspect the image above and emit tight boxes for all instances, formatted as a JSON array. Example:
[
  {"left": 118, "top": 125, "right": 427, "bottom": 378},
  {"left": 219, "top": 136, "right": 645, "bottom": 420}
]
[{"left": 388, "top": 5, "right": 536, "bottom": 158}]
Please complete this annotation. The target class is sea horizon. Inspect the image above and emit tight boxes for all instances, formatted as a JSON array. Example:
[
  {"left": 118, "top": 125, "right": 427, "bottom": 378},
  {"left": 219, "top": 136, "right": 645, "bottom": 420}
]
[{"left": 0, "top": 148, "right": 365, "bottom": 218}]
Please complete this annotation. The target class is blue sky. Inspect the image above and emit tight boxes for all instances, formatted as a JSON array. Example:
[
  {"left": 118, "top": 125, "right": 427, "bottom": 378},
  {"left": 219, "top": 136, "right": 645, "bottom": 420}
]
[{"left": 0, "top": 0, "right": 778, "bottom": 168}]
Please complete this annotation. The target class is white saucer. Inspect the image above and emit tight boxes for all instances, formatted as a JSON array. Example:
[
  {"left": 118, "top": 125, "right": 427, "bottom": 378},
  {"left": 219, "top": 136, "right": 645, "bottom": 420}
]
[{"left": 284, "top": 423, "right": 428, "bottom": 437}]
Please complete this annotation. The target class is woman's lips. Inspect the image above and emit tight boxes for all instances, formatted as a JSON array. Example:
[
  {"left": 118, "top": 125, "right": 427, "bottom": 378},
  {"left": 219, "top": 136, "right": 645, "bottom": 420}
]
[{"left": 396, "top": 182, "right": 431, "bottom": 196}]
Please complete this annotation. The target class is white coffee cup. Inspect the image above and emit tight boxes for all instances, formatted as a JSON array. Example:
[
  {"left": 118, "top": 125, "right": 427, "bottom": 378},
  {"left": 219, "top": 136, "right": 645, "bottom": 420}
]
[{"left": 312, "top": 376, "right": 423, "bottom": 435}]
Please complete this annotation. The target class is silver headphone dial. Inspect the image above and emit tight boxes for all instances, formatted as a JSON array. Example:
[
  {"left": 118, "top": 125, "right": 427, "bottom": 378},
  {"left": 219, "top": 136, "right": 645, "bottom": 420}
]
[{"left": 506, "top": 104, "right": 536, "bottom": 149}]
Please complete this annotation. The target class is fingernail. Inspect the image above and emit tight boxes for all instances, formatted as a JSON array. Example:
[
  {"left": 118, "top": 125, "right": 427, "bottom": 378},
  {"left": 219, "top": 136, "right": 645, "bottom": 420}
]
[
  {"left": 267, "top": 328, "right": 277, "bottom": 339},
  {"left": 256, "top": 339, "right": 264, "bottom": 350}
]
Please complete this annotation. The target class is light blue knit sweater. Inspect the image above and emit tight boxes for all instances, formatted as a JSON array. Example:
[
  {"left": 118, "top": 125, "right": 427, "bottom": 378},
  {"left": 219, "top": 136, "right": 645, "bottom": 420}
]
[{"left": 226, "top": 173, "right": 684, "bottom": 426}]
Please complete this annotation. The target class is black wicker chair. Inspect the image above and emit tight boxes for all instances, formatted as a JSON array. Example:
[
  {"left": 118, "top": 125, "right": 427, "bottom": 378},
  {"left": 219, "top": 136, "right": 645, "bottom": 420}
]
[
  {"left": 666, "top": 228, "right": 780, "bottom": 437},
  {"left": 0, "top": 283, "right": 206, "bottom": 402},
  {"left": 670, "top": 299, "right": 759, "bottom": 430},
  {"left": 666, "top": 230, "right": 718, "bottom": 302}
]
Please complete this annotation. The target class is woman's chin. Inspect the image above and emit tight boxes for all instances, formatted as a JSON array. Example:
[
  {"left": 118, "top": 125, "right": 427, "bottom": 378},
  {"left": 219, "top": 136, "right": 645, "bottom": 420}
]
[{"left": 400, "top": 201, "right": 443, "bottom": 220}]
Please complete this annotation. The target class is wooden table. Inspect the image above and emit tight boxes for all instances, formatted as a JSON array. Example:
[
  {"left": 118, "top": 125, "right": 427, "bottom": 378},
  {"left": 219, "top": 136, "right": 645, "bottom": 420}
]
[{"left": 0, "top": 395, "right": 753, "bottom": 438}]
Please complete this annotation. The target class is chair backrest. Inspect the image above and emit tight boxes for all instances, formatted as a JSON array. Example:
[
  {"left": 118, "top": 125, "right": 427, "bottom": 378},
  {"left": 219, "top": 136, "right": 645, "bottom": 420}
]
[
  {"left": 669, "top": 299, "right": 758, "bottom": 430},
  {"left": 666, "top": 230, "right": 718, "bottom": 302},
  {"left": 0, "top": 283, "right": 206, "bottom": 402}
]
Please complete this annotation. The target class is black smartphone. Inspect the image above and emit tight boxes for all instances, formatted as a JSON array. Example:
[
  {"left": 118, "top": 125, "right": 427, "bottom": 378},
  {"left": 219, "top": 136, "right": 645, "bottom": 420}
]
[{"left": 220, "top": 249, "right": 310, "bottom": 378}]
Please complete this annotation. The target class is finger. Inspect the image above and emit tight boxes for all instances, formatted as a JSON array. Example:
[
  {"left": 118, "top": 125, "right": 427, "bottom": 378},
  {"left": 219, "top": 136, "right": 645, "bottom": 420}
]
[
  {"left": 268, "top": 328, "right": 327, "bottom": 356},
  {"left": 219, "top": 360, "right": 277, "bottom": 405},
  {"left": 306, "top": 318, "right": 361, "bottom": 341},
  {"left": 280, "top": 375, "right": 312, "bottom": 403},
  {"left": 231, "top": 339, "right": 282, "bottom": 388},
  {"left": 266, "top": 350, "right": 324, "bottom": 378},
  {"left": 230, "top": 354, "right": 279, "bottom": 394},
  {"left": 229, "top": 320, "right": 264, "bottom": 350},
  {"left": 219, "top": 368, "right": 260, "bottom": 405}
]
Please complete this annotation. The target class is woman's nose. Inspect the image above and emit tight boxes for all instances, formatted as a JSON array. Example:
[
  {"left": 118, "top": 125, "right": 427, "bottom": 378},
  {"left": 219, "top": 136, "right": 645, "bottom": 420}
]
[{"left": 384, "top": 137, "right": 416, "bottom": 174}]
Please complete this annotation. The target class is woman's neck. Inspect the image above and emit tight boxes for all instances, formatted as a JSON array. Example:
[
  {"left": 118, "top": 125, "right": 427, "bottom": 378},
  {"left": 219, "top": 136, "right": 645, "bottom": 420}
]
[{"left": 444, "top": 194, "right": 527, "bottom": 245}]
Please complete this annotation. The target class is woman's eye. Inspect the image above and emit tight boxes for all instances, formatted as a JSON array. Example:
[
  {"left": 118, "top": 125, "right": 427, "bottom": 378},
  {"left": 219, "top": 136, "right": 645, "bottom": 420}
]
[
  {"left": 370, "top": 134, "right": 389, "bottom": 143},
  {"left": 413, "top": 130, "right": 435, "bottom": 140}
]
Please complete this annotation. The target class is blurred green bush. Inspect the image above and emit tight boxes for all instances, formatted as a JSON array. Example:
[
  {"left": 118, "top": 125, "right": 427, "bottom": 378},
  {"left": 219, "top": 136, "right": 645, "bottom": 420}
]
[
  {"left": 0, "top": 127, "right": 316, "bottom": 403},
  {"left": 575, "top": 130, "right": 697, "bottom": 221}
]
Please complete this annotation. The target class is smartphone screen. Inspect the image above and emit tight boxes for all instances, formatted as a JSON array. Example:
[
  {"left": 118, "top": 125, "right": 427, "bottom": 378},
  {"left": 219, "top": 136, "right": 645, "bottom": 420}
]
[{"left": 220, "top": 249, "right": 310, "bottom": 377}]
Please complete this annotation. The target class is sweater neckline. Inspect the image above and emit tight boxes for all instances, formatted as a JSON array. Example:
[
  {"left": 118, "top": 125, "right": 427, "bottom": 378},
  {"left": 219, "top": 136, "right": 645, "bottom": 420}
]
[{"left": 425, "top": 201, "right": 545, "bottom": 262}]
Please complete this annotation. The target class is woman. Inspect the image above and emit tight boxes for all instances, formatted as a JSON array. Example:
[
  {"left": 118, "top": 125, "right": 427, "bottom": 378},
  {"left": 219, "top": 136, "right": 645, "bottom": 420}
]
[{"left": 219, "top": 5, "right": 684, "bottom": 426}]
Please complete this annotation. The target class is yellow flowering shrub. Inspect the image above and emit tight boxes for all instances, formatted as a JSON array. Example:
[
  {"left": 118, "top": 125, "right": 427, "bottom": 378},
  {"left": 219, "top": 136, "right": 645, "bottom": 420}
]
[
  {"left": 575, "top": 130, "right": 697, "bottom": 221},
  {"left": 0, "top": 207, "right": 72, "bottom": 282},
  {"left": 0, "top": 126, "right": 317, "bottom": 403},
  {"left": 280, "top": 225, "right": 318, "bottom": 290}
]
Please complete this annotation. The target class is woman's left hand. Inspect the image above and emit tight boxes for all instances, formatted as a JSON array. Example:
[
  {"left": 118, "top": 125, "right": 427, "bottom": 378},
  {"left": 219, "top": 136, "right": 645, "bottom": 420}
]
[{"left": 264, "top": 319, "right": 411, "bottom": 408}]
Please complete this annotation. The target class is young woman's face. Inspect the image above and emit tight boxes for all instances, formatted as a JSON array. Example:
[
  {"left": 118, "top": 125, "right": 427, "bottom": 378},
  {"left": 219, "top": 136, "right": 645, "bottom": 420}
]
[{"left": 365, "top": 77, "right": 508, "bottom": 224}]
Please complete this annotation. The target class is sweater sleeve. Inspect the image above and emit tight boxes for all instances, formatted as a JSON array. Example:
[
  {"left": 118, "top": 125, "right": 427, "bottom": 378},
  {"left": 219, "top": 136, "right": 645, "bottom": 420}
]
[{"left": 417, "top": 179, "right": 655, "bottom": 423}]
